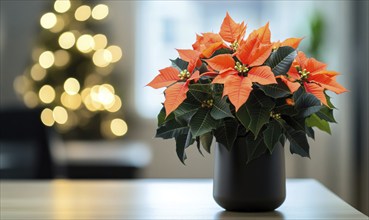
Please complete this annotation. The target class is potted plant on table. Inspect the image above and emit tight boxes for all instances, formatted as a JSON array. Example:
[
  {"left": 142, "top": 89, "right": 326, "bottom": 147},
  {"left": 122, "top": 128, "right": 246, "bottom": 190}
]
[{"left": 147, "top": 13, "right": 347, "bottom": 212}]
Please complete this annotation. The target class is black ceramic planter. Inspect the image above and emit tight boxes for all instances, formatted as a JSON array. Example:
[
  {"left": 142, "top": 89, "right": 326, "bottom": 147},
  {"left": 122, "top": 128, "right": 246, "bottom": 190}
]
[{"left": 213, "top": 137, "right": 286, "bottom": 212}]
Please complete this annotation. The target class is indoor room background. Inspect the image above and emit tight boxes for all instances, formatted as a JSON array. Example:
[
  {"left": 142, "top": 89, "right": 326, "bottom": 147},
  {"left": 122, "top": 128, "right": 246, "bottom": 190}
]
[{"left": 0, "top": 0, "right": 368, "bottom": 215}]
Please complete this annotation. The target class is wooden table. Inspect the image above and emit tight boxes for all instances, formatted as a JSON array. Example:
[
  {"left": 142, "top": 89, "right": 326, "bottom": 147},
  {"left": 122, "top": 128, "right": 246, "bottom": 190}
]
[{"left": 0, "top": 179, "right": 367, "bottom": 220}]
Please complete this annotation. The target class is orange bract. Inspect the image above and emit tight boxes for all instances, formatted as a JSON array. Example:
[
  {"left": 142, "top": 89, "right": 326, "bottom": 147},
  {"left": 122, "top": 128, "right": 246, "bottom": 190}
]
[
  {"left": 219, "top": 12, "right": 247, "bottom": 43},
  {"left": 206, "top": 31, "right": 276, "bottom": 110},
  {"left": 282, "top": 51, "right": 347, "bottom": 106}
]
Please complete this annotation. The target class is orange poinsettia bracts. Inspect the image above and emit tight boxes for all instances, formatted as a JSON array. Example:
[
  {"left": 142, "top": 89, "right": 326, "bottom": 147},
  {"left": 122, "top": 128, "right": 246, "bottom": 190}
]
[
  {"left": 280, "top": 51, "right": 347, "bottom": 106},
  {"left": 205, "top": 32, "right": 277, "bottom": 111},
  {"left": 147, "top": 49, "right": 201, "bottom": 116},
  {"left": 192, "top": 12, "right": 246, "bottom": 58}
]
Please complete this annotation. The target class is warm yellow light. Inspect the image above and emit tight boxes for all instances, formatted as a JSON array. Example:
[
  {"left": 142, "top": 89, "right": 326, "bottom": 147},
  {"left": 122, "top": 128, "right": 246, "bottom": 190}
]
[
  {"left": 58, "top": 32, "right": 75, "bottom": 49},
  {"left": 32, "top": 48, "right": 44, "bottom": 62},
  {"left": 90, "top": 85, "right": 115, "bottom": 106},
  {"left": 93, "top": 34, "right": 107, "bottom": 50},
  {"left": 84, "top": 74, "right": 101, "bottom": 86},
  {"left": 110, "top": 119, "right": 128, "bottom": 136},
  {"left": 41, "top": 108, "right": 55, "bottom": 126},
  {"left": 40, "top": 12, "right": 57, "bottom": 29},
  {"left": 39, "top": 51, "right": 55, "bottom": 69},
  {"left": 54, "top": 50, "right": 70, "bottom": 67},
  {"left": 54, "top": 0, "right": 71, "bottom": 13},
  {"left": 14, "top": 75, "right": 30, "bottom": 94},
  {"left": 23, "top": 91, "right": 39, "bottom": 108},
  {"left": 74, "top": 5, "right": 91, "bottom": 21},
  {"left": 96, "top": 65, "right": 113, "bottom": 76},
  {"left": 91, "top": 4, "right": 109, "bottom": 20},
  {"left": 39, "top": 85, "right": 56, "bottom": 104},
  {"left": 76, "top": 34, "right": 94, "bottom": 53},
  {"left": 53, "top": 106, "right": 68, "bottom": 124},
  {"left": 106, "top": 95, "right": 122, "bottom": 112},
  {"left": 106, "top": 45, "right": 122, "bottom": 63},
  {"left": 50, "top": 16, "right": 64, "bottom": 33},
  {"left": 30, "top": 64, "right": 47, "bottom": 81},
  {"left": 92, "top": 49, "right": 112, "bottom": 67},
  {"left": 64, "top": 78, "right": 80, "bottom": 95},
  {"left": 61, "top": 92, "right": 82, "bottom": 110}
]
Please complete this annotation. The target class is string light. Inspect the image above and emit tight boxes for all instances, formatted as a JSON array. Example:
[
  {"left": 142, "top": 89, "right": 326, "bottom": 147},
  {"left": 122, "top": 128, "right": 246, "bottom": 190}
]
[
  {"left": 54, "top": 50, "right": 70, "bottom": 67},
  {"left": 30, "top": 63, "right": 47, "bottom": 81},
  {"left": 106, "top": 45, "right": 122, "bottom": 63},
  {"left": 58, "top": 32, "right": 76, "bottom": 49},
  {"left": 93, "top": 34, "right": 107, "bottom": 50},
  {"left": 41, "top": 108, "right": 55, "bottom": 126},
  {"left": 91, "top": 4, "right": 109, "bottom": 20},
  {"left": 76, "top": 34, "right": 94, "bottom": 53},
  {"left": 18, "top": 0, "right": 127, "bottom": 139},
  {"left": 39, "top": 85, "right": 56, "bottom": 104},
  {"left": 39, "top": 51, "right": 55, "bottom": 69},
  {"left": 40, "top": 12, "right": 57, "bottom": 29},
  {"left": 54, "top": 0, "right": 71, "bottom": 13},
  {"left": 64, "top": 78, "right": 80, "bottom": 95},
  {"left": 53, "top": 106, "right": 68, "bottom": 124},
  {"left": 75, "top": 5, "right": 91, "bottom": 21},
  {"left": 110, "top": 118, "right": 128, "bottom": 136}
]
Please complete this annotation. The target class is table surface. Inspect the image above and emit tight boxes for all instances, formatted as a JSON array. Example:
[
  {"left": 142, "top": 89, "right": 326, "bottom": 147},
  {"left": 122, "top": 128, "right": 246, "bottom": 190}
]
[{"left": 0, "top": 179, "right": 367, "bottom": 220}]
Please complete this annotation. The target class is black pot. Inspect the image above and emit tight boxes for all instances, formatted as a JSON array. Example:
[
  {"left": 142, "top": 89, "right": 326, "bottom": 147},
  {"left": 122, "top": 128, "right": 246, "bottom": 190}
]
[{"left": 213, "top": 137, "right": 286, "bottom": 212}]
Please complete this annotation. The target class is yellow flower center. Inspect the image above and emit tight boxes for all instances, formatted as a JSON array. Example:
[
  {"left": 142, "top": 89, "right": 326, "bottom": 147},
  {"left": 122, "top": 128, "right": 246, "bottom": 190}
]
[
  {"left": 270, "top": 111, "right": 281, "bottom": 120},
  {"left": 231, "top": 41, "right": 239, "bottom": 51},
  {"left": 295, "top": 65, "right": 310, "bottom": 80},
  {"left": 201, "top": 99, "right": 214, "bottom": 108},
  {"left": 178, "top": 69, "right": 191, "bottom": 80},
  {"left": 235, "top": 61, "right": 249, "bottom": 76}
]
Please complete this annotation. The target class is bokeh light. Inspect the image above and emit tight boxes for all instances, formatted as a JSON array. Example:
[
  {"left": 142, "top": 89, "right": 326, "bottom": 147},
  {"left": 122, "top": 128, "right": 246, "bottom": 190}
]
[
  {"left": 39, "top": 85, "right": 56, "bottom": 104},
  {"left": 91, "top": 4, "right": 109, "bottom": 20},
  {"left": 53, "top": 106, "right": 68, "bottom": 124},
  {"left": 41, "top": 108, "right": 55, "bottom": 126},
  {"left": 64, "top": 78, "right": 80, "bottom": 95},
  {"left": 39, "top": 51, "right": 55, "bottom": 69},
  {"left": 23, "top": 91, "right": 39, "bottom": 108},
  {"left": 40, "top": 12, "right": 57, "bottom": 29},
  {"left": 93, "top": 34, "right": 107, "bottom": 50},
  {"left": 76, "top": 34, "right": 95, "bottom": 53},
  {"left": 54, "top": 50, "right": 70, "bottom": 67},
  {"left": 75, "top": 5, "right": 91, "bottom": 21},
  {"left": 54, "top": 0, "right": 71, "bottom": 13},
  {"left": 106, "top": 45, "right": 122, "bottom": 63},
  {"left": 58, "top": 32, "right": 76, "bottom": 49},
  {"left": 30, "top": 64, "right": 47, "bottom": 81},
  {"left": 110, "top": 118, "right": 128, "bottom": 136}
]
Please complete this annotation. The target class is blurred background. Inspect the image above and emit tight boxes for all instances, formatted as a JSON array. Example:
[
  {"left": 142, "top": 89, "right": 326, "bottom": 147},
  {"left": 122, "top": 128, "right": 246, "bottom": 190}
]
[{"left": 0, "top": 0, "right": 368, "bottom": 215}]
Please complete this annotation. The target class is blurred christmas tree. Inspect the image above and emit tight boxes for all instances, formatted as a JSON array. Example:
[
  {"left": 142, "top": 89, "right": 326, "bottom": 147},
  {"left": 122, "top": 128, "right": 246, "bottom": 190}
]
[{"left": 14, "top": 0, "right": 127, "bottom": 140}]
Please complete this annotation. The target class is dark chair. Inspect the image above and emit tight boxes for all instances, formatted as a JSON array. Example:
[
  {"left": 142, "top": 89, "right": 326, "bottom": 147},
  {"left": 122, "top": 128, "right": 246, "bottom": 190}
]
[{"left": 0, "top": 108, "right": 54, "bottom": 179}]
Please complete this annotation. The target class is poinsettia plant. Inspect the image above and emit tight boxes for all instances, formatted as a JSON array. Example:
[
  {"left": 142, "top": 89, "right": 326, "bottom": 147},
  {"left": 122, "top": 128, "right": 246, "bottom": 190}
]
[{"left": 147, "top": 13, "right": 347, "bottom": 164}]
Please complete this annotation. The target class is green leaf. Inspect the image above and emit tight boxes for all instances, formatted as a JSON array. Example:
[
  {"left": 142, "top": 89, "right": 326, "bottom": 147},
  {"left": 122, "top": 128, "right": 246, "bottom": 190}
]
[
  {"left": 265, "top": 46, "right": 297, "bottom": 76},
  {"left": 175, "top": 132, "right": 194, "bottom": 165},
  {"left": 174, "top": 102, "right": 199, "bottom": 123},
  {"left": 210, "top": 97, "right": 234, "bottom": 120},
  {"left": 157, "top": 107, "right": 174, "bottom": 126},
  {"left": 294, "top": 88, "right": 322, "bottom": 118},
  {"left": 200, "top": 132, "right": 213, "bottom": 153},
  {"left": 246, "top": 91, "right": 275, "bottom": 137},
  {"left": 263, "top": 120, "right": 283, "bottom": 153},
  {"left": 189, "top": 108, "right": 217, "bottom": 137},
  {"left": 284, "top": 116, "right": 314, "bottom": 139},
  {"left": 306, "top": 113, "right": 331, "bottom": 134},
  {"left": 316, "top": 106, "right": 336, "bottom": 123},
  {"left": 236, "top": 103, "right": 251, "bottom": 129},
  {"left": 283, "top": 124, "right": 310, "bottom": 158},
  {"left": 188, "top": 84, "right": 213, "bottom": 95},
  {"left": 214, "top": 119, "right": 239, "bottom": 151},
  {"left": 259, "top": 78, "right": 291, "bottom": 98},
  {"left": 245, "top": 133, "right": 267, "bottom": 164},
  {"left": 170, "top": 58, "right": 188, "bottom": 71},
  {"left": 156, "top": 118, "right": 189, "bottom": 139}
]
